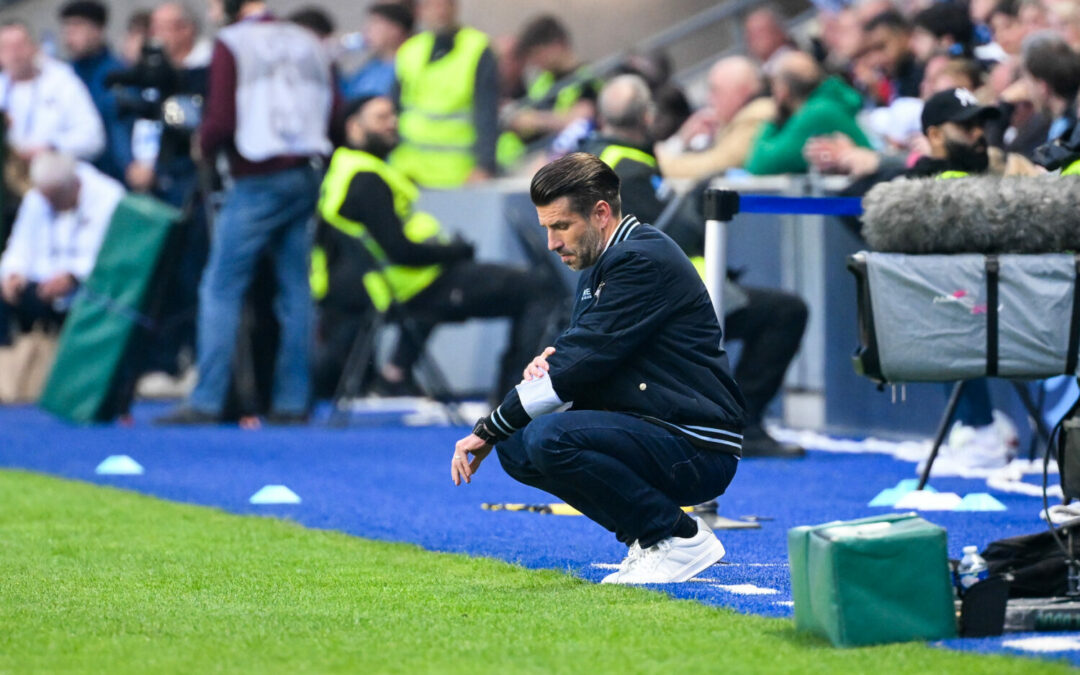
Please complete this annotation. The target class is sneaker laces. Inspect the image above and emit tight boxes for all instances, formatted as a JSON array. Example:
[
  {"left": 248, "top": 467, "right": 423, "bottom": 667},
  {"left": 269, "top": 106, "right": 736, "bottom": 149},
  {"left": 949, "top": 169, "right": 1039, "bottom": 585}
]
[{"left": 633, "top": 539, "right": 674, "bottom": 574}]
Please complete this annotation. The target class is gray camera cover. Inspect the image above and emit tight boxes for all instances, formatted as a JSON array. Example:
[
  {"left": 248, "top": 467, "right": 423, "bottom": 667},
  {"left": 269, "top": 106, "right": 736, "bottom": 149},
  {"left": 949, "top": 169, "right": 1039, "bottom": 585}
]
[{"left": 863, "top": 253, "right": 1078, "bottom": 382}]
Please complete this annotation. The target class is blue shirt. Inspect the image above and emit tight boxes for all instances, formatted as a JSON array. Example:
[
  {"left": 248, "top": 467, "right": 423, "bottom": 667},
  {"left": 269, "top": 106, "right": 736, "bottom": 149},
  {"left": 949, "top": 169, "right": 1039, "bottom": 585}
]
[
  {"left": 70, "top": 47, "right": 133, "bottom": 181},
  {"left": 341, "top": 58, "right": 396, "bottom": 100}
]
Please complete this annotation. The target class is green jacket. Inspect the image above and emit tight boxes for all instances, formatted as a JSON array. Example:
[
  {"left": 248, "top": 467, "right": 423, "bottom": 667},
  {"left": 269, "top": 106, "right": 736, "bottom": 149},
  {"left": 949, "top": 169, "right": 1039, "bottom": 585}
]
[{"left": 745, "top": 77, "right": 870, "bottom": 175}]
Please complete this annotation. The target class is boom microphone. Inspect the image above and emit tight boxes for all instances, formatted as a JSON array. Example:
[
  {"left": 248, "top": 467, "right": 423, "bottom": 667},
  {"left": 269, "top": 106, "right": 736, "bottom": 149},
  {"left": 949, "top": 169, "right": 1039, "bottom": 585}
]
[{"left": 861, "top": 175, "right": 1080, "bottom": 254}]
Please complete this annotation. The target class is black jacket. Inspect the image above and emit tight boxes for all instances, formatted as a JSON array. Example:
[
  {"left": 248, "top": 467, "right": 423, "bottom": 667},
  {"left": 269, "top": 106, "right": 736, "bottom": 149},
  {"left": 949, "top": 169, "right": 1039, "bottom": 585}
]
[{"left": 486, "top": 215, "right": 747, "bottom": 454}]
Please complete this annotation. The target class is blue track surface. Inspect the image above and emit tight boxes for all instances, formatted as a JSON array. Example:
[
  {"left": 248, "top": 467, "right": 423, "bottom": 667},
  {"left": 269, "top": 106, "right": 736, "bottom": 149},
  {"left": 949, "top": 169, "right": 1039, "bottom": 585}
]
[{"left": 1, "top": 403, "right": 1077, "bottom": 667}]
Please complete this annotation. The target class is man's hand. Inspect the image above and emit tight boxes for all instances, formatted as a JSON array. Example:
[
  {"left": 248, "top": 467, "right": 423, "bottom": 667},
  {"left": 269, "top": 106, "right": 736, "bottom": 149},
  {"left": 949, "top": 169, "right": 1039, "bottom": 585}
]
[
  {"left": 37, "top": 273, "right": 76, "bottom": 301},
  {"left": 1, "top": 274, "right": 26, "bottom": 304},
  {"left": 451, "top": 433, "right": 493, "bottom": 485},
  {"left": 522, "top": 346, "right": 555, "bottom": 382},
  {"left": 126, "top": 161, "right": 156, "bottom": 192}
]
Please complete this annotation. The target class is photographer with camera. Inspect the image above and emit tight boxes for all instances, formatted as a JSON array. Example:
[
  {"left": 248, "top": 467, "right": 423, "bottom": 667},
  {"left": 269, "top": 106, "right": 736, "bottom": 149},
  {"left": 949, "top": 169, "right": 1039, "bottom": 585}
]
[
  {"left": 119, "top": 3, "right": 211, "bottom": 202},
  {"left": 107, "top": 3, "right": 212, "bottom": 392}
]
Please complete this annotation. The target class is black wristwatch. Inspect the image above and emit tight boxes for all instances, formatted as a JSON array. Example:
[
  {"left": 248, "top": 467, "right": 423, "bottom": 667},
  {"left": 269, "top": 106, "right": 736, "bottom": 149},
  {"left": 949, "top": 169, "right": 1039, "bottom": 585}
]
[{"left": 472, "top": 416, "right": 504, "bottom": 444}]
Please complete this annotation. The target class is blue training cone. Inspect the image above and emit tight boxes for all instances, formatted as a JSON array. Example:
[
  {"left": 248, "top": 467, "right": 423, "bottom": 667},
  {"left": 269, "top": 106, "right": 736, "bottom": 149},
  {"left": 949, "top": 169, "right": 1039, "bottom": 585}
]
[
  {"left": 868, "top": 479, "right": 937, "bottom": 507},
  {"left": 249, "top": 485, "right": 302, "bottom": 505},
  {"left": 954, "top": 492, "right": 1007, "bottom": 511},
  {"left": 95, "top": 455, "right": 144, "bottom": 475}
]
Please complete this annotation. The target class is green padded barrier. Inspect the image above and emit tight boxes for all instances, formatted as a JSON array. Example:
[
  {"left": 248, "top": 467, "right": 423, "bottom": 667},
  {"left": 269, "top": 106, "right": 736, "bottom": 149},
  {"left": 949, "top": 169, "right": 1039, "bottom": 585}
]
[
  {"left": 788, "top": 512, "right": 957, "bottom": 647},
  {"left": 39, "top": 194, "right": 182, "bottom": 422}
]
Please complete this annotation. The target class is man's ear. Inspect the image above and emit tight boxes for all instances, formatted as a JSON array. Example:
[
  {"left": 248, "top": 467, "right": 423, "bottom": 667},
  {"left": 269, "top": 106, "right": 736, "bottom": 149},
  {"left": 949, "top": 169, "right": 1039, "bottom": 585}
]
[
  {"left": 593, "top": 199, "right": 611, "bottom": 222},
  {"left": 926, "top": 125, "right": 944, "bottom": 147}
]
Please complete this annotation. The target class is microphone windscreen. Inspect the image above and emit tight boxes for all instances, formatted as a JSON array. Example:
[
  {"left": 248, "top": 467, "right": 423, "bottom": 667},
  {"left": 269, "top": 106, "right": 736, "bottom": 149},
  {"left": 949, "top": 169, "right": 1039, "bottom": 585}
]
[{"left": 861, "top": 175, "right": 1080, "bottom": 254}]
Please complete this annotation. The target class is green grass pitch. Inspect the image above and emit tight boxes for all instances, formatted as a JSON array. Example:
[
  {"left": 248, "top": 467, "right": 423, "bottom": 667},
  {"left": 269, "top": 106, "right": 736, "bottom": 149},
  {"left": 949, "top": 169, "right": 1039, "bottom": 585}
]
[{"left": 0, "top": 470, "right": 1068, "bottom": 674}]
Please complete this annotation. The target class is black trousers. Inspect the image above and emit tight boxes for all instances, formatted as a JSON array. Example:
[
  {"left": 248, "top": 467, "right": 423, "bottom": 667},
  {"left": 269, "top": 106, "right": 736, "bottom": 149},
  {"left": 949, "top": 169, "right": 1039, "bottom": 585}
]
[
  {"left": 0, "top": 283, "right": 67, "bottom": 346},
  {"left": 723, "top": 286, "right": 808, "bottom": 427},
  {"left": 497, "top": 410, "right": 738, "bottom": 548},
  {"left": 393, "top": 262, "right": 558, "bottom": 398}
]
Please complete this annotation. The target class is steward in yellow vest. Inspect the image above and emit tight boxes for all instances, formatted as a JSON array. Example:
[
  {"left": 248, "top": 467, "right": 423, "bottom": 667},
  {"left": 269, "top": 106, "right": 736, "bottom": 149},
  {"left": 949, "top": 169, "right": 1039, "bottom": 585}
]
[
  {"left": 312, "top": 96, "right": 556, "bottom": 398},
  {"left": 390, "top": 2, "right": 498, "bottom": 188}
]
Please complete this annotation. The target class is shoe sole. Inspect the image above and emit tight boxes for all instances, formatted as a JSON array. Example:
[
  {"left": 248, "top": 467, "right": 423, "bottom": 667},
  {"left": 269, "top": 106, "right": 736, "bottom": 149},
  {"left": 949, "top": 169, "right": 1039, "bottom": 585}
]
[{"left": 667, "top": 538, "right": 726, "bottom": 583}]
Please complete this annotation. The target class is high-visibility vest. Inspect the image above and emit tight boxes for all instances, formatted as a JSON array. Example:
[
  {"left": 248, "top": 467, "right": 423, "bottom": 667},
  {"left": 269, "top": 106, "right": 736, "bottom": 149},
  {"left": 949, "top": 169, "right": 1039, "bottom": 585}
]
[
  {"left": 313, "top": 148, "right": 445, "bottom": 311},
  {"left": 936, "top": 170, "right": 969, "bottom": 180},
  {"left": 598, "top": 144, "right": 658, "bottom": 171},
  {"left": 390, "top": 27, "right": 489, "bottom": 188}
]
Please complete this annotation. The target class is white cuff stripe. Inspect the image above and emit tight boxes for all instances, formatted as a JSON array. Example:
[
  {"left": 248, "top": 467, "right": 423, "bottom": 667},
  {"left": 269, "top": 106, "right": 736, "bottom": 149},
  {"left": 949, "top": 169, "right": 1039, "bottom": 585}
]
[{"left": 490, "top": 408, "right": 514, "bottom": 435}]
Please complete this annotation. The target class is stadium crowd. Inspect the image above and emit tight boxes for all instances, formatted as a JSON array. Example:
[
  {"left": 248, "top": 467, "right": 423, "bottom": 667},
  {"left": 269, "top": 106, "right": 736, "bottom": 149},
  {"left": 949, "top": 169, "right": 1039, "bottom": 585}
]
[{"left": 0, "top": 0, "right": 1078, "bottom": 457}]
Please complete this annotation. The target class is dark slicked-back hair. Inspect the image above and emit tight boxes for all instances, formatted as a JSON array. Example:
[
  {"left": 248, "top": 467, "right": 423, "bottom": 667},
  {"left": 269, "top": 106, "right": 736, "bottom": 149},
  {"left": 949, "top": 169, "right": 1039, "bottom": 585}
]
[{"left": 530, "top": 153, "right": 621, "bottom": 219}]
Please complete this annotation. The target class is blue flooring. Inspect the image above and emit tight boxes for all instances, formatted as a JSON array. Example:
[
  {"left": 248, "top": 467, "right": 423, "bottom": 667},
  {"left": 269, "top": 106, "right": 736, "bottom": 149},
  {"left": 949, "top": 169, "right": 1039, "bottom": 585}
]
[{"left": 0, "top": 403, "right": 1076, "bottom": 667}]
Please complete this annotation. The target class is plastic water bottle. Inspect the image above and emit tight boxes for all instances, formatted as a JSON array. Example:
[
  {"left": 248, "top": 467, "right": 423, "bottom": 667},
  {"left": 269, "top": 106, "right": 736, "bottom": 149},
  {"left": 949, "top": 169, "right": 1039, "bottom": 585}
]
[{"left": 956, "top": 545, "right": 989, "bottom": 595}]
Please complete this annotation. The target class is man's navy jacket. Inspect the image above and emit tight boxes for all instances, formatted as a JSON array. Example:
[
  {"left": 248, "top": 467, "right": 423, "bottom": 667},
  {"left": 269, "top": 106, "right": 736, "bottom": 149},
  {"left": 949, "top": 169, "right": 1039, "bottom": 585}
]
[{"left": 488, "top": 214, "right": 747, "bottom": 455}]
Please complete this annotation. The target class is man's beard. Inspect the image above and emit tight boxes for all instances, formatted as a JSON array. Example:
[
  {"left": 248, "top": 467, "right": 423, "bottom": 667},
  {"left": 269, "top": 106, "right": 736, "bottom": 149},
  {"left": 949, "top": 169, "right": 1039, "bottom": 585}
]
[
  {"left": 562, "top": 224, "right": 604, "bottom": 271},
  {"left": 944, "top": 138, "right": 989, "bottom": 174},
  {"left": 362, "top": 132, "right": 398, "bottom": 159}
]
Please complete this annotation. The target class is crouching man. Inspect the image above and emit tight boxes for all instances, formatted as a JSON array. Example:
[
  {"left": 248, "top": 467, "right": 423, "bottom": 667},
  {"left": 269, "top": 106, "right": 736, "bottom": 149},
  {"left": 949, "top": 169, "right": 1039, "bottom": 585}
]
[
  {"left": 0, "top": 151, "right": 122, "bottom": 343},
  {"left": 451, "top": 152, "right": 746, "bottom": 584}
]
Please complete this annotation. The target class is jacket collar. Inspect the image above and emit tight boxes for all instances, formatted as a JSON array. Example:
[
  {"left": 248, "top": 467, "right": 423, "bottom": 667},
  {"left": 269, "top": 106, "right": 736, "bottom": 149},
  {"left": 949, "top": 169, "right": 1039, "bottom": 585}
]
[{"left": 601, "top": 214, "right": 640, "bottom": 255}]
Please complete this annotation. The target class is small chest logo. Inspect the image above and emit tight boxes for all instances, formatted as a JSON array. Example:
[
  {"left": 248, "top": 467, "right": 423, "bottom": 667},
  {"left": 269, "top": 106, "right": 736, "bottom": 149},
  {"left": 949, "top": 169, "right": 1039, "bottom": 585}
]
[{"left": 581, "top": 287, "right": 592, "bottom": 301}]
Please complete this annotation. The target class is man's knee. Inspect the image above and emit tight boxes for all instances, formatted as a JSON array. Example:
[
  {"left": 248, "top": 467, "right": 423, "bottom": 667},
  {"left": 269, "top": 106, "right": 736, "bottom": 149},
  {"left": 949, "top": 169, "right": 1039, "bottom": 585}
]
[{"left": 519, "top": 415, "right": 574, "bottom": 471}]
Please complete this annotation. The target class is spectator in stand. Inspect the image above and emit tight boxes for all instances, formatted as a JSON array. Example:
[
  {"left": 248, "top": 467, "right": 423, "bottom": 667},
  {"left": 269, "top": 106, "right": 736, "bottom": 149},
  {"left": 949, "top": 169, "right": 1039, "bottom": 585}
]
[
  {"left": 58, "top": 0, "right": 132, "bottom": 183},
  {"left": 0, "top": 21, "right": 105, "bottom": 165},
  {"left": 1048, "top": 0, "right": 1080, "bottom": 51},
  {"left": 1012, "top": 31, "right": 1080, "bottom": 142},
  {"left": 818, "top": 7, "right": 864, "bottom": 76},
  {"left": 615, "top": 50, "right": 691, "bottom": 142},
  {"left": 341, "top": 3, "right": 413, "bottom": 101},
  {"left": 857, "top": 10, "right": 924, "bottom": 106},
  {"left": 121, "top": 10, "right": 151, "bottom": 66},
  {"left": 500, "top": 15, "right": 599, "bottom": 170},
  {"left": 745, "top": 51, "right": 870, "bottom": 175},
  {"left": 655, "top": 56, "right": 775, "bottom": 180},
  {"left": 744, "top": 8, "right": 797, "bottom": 75},
  {"left": 390, "top": 0, "right": 498, "bottom": 187},
  {"left": 0, "top": 152, "right": 123, "bottom": 344},
  {"left": 989, "top": 0, "right": 1033, "bottom": 56},
  {"left": 156, "top": 0, "right": 340, "bottom": 425},
  {"left": 910, "top": 2, "right": 976, "bottom": 62}
]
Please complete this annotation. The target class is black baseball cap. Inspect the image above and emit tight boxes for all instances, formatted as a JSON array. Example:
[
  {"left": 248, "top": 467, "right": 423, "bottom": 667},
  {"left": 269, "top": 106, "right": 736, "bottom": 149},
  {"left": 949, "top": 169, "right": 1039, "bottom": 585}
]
[{"left": 921, "top": 88, "right": 1001, "bottom": 133}]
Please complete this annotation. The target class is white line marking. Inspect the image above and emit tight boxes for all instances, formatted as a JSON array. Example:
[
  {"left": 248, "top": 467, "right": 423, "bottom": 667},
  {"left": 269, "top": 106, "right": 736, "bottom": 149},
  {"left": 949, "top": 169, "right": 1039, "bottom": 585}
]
[{"left": 1002, "top": 636, "right": 1080, "bottom": 653}]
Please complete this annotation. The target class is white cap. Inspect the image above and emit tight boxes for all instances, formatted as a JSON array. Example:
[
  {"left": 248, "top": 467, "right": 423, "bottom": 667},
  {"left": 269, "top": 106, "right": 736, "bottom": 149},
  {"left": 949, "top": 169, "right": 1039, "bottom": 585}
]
[{"left": 963, "top": 545, "right": 978, "bottom": 554}]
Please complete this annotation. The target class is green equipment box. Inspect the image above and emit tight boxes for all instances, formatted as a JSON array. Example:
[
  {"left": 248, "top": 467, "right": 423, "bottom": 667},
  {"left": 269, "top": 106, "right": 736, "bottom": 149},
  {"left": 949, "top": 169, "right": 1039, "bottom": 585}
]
[
  {"left": 39, "top": 194, "right": 182, "bottom": 423},
  {"left": 788, "top": 512, "right": 957, "bottom": 647}
]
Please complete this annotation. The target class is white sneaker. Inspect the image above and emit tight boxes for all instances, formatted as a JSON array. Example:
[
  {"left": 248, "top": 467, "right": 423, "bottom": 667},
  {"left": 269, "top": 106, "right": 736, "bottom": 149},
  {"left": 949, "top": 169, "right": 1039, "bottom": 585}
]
[
  {"left": 601, "top": 516, "right": 725, "bottom": 584},
  {"left": 601, "top": 541, "right": 643, "bottom": 584}
]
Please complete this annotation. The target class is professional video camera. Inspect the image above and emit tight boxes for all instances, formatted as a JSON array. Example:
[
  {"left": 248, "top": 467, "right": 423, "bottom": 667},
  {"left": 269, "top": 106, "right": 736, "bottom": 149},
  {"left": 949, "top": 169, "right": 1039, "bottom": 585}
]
[{"left": 105, "top": 41, "right": 203, "bottom": 134}]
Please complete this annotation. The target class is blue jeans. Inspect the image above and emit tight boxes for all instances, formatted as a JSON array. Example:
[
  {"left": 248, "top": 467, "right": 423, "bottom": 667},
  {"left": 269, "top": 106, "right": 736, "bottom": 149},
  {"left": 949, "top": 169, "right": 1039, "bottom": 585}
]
[
  {"left": 496, "top": 411, "right": 739, "bottom": 548},
  {"left": 189, "top": 165, "right": 319, "bottom": 415}
]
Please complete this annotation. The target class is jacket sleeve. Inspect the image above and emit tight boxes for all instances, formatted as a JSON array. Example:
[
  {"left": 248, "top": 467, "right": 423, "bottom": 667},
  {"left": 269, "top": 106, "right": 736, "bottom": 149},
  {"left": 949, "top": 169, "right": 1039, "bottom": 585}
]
[
  {"left": 56, "top": 70, "right": 106, "bottom": 161},
  {"left": 0, "top": 192, "right": 45, "bottom": 278},
  {"left": 484, "top": 251, "right": 670, "bottom": 437},
  {"left": 199, "top": 40, "right": 237, "bottom": 160}
]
